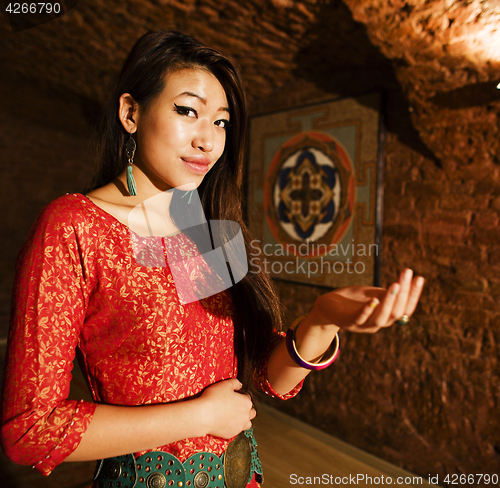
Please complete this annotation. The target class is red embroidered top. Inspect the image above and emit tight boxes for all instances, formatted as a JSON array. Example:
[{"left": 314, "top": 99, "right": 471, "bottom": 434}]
[{"left": 1, "top": 194, "right": 300, "bottom": 476}]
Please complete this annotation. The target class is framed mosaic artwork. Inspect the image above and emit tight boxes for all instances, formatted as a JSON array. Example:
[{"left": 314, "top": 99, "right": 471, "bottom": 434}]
[{"left": 247, "top": 93, "right": 384, "bottom": 288}]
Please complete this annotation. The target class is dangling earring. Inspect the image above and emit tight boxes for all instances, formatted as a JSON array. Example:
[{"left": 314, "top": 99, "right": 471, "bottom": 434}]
[{"left": 125, "top": 133, "right": 137, "bottom": 196}]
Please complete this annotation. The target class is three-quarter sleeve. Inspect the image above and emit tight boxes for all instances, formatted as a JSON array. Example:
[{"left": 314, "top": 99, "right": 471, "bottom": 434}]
[
  {"left": 254, "top": 331, "right": 303, "bottom": 400},
  {"left": 1, "top": 200, "right": 97, "bottom": 475}
]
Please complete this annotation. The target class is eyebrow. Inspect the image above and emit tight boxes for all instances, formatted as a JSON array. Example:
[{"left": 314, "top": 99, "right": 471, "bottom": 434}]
[{"left": 177, "top": 91, "right": 230, "bottom": 114}]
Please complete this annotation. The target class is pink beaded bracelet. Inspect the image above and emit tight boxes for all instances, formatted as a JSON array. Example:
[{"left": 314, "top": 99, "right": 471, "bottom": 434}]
[{"left": 286, "top": 315, "right": 340, "bottom": 370}]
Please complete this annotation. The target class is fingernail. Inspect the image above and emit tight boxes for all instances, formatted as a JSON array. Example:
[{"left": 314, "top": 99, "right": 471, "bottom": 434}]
[{"left": 369, "top": 299, "right": 378, "bottom": 308}]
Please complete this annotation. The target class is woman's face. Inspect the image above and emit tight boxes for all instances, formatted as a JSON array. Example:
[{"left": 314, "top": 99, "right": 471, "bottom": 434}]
[{"left": 133, "top": 68, "right": 230, "bottom": 192}]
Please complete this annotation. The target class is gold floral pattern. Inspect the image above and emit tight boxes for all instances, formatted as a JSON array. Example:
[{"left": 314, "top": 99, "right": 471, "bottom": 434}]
[{"left": 1, "top": 194, "right": 301, "bottom": 478}]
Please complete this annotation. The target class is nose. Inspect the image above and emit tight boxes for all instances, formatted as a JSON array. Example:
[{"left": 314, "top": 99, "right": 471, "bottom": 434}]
[{"left": 193, "top": 118, "right": 214, "bottom": 152}]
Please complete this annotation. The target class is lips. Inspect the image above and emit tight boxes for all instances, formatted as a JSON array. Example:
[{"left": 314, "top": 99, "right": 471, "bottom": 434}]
[{"left": 182, "top": 156, "right": 211, "bottom": 175}]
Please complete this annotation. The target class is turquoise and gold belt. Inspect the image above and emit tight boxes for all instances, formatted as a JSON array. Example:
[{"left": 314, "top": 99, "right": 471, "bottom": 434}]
[{"left": 94, "top": 428, "right": 263, "bottom": 488}]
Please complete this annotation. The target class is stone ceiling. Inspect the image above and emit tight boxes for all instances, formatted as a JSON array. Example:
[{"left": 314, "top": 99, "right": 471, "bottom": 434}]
[{"left": 2, "top": 0, "right": 500, "bottom": 164}]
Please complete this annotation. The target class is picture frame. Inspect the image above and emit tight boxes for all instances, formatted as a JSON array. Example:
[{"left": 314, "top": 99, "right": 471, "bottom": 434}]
[{"left": 247, "top": 93, "right": 384, "bottom": 288}]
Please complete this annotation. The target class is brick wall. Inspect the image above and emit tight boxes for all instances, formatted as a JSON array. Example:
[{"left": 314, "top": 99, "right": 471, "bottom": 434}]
[
  {"left": 0, "top": 75, "right": 94, "bottom": 335},
  {"left": 253, "top": 72, "right": 500, "bottom": 476}
]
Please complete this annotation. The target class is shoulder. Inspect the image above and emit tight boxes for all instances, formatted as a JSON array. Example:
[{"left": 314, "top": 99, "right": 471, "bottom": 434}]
[
  {"left": 35, "top": 193, "right": 93, "bottom": 230},
  {"left": 16, "top": 194, "right": 98, "bottom": 270},
  {"left": 39, "top": 192, "right": 89, "bottom": 217},
  {"left": 23, "top": 194, "right": 99, "bottom": 250}
]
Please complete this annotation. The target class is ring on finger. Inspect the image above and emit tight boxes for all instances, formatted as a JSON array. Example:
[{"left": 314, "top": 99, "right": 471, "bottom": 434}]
[{"left": 395, "top": 314, "right": 410, "bottom": 326}]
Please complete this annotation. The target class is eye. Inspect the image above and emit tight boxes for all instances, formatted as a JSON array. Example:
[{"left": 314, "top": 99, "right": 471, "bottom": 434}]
[
  {"left": 214, "top": 119, "right": 231, "bottom": 129},
  {"left": 174, "top": 104, "right": 197, "bottom": 118}
]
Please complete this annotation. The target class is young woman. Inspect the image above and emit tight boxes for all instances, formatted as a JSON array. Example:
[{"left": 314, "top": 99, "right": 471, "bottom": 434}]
[{"left": 1, "top": 31, "right": 424, "bottom": 488}]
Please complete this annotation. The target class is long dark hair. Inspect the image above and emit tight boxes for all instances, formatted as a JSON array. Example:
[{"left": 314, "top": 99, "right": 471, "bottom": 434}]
[{"left": 86, "top": 30, "right": 284, "bottom": 395}]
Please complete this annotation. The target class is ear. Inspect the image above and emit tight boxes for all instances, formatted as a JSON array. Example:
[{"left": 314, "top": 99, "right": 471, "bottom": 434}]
[{"left": 118, "top": 93, "right": 140, "bottom": 134}]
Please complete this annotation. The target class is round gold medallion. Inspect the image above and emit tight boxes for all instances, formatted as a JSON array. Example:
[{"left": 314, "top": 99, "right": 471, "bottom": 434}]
[
  {"left": 147, "top": 472, "right": 167, "bottom": 488},
  {"left": 193, "top": 471, "right": 210, "bottom": 488},
  {"left": 223, "top": 432, "right": 251, "bottom": 488},
  {"left": 105, "top": 459, "right": 121, "bottom": 480}
]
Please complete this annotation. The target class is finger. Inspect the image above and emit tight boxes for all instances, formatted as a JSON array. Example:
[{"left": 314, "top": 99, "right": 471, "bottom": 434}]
[
  {"left": 354, "top": 298, "right": 380, "bottom": 325},
  {"left": 371, "top": 282, "right": 400, "bottom": 326},
  {"left": 231, "top": 378, "right": 243, "bottom": 391},
  {"left": 391, "top": 269, "right": 413, "bottom": 319},
  {"left": 404, "top": 276, "right": 425, "bottom": 316}
]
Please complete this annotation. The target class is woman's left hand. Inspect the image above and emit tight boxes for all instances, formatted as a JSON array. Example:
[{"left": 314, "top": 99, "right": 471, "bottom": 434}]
[{"left": 311, "top": 269, "right": 425, "bottom": 334}]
